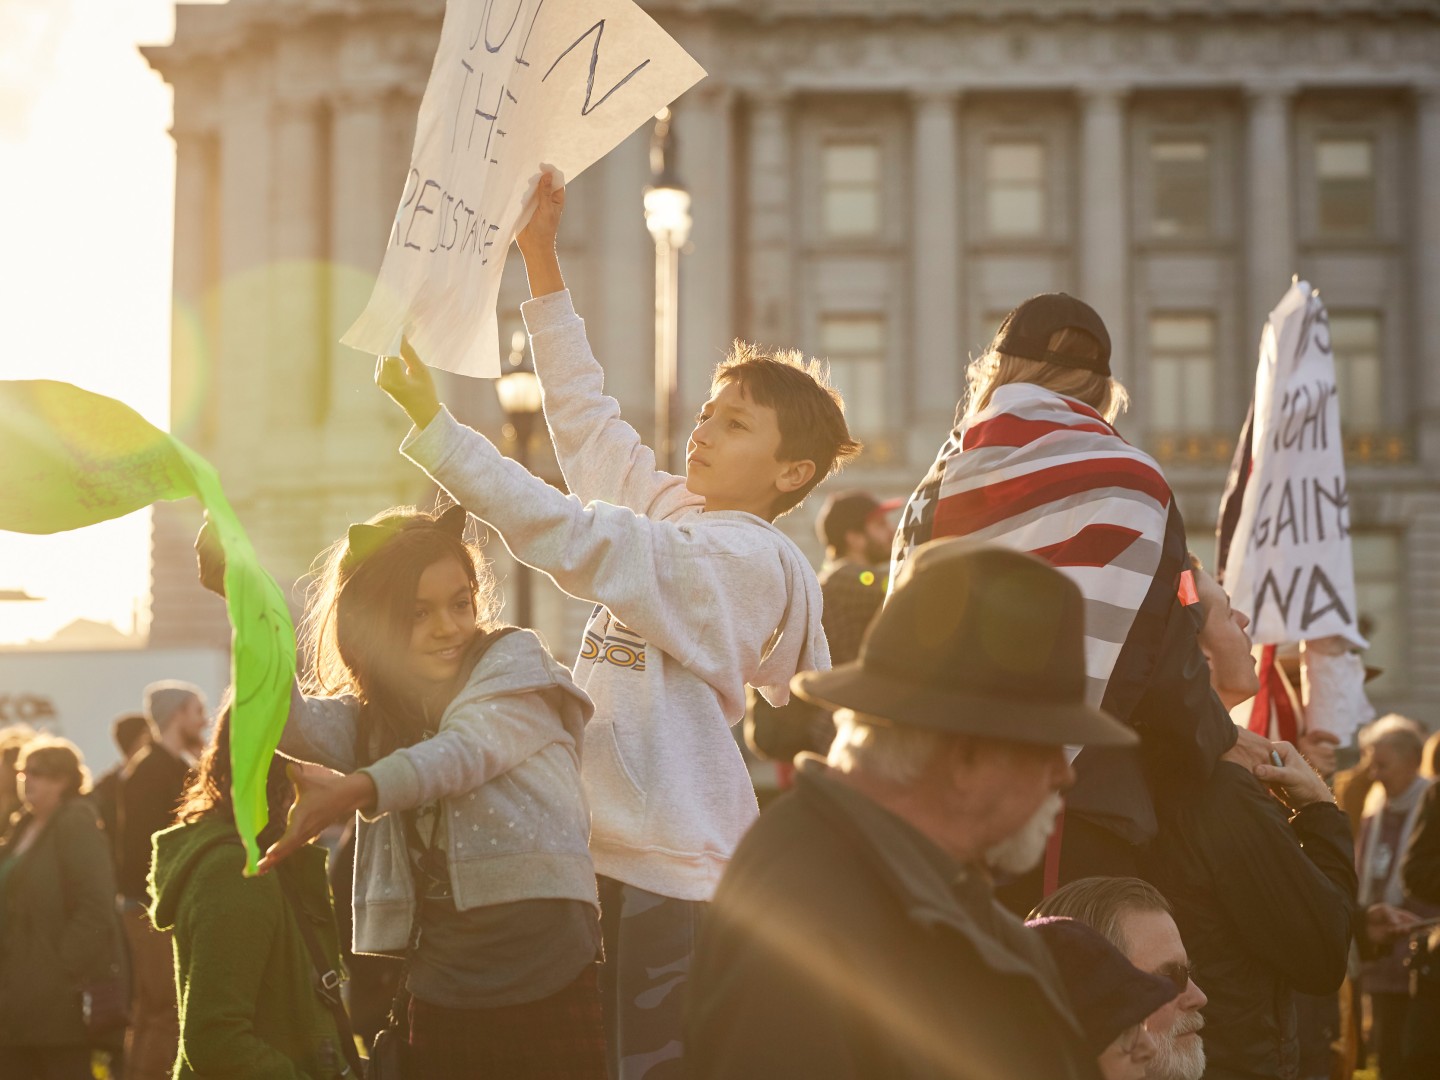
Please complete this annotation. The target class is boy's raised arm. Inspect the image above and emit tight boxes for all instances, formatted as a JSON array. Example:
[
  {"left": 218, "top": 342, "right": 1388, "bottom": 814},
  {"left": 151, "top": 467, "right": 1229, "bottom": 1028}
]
[
  {"left": 393, "top": 404, "right": 774, "bottom": 692},
  {"left": 515, "top": 172, "right": 699, "bottom": 520}
]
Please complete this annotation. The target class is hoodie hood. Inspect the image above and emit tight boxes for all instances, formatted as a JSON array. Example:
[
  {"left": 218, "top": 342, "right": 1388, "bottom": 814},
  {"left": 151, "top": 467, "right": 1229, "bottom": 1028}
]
[
  {"left": 148, "top": 818, "right": 248, "bottom": 931},
  {"left": 748, "top": 516, "right": 831, "bottom": 707}
]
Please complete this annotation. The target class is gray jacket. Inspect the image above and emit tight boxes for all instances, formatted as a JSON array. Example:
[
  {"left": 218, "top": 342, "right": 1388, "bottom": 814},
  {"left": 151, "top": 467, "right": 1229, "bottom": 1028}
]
[{"left": 279, "top": 629, "right": 596, "bottom": 954}]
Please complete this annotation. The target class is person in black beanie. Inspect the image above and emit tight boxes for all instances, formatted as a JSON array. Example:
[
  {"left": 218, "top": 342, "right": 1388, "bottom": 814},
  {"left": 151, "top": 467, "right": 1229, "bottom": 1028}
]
[{"left": 1028, "top": 917, "right": 1179, "bottom": 1080}]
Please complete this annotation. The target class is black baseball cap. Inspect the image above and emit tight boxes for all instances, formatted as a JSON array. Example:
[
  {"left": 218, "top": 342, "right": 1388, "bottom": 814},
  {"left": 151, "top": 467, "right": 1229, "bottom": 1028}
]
[
  {"left": 991, "top": 293, "right": 1112, "bottom": 376},
  {"left": 816, "top": 491, "right": 904, "bottom": 550}
]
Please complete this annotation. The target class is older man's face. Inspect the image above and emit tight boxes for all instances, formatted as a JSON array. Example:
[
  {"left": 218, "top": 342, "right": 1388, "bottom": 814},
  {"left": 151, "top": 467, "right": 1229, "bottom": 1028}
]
[
  {"left": 1117, "top": 909, "right": 1208, "bottom": 1080},
  {"left": 961, "top": 740, "right": 1073, "bottom": 875}
]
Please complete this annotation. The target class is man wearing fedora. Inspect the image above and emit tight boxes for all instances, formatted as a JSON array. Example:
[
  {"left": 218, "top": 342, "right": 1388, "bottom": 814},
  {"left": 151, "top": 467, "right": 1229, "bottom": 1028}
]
[{"left": 685, "top": 539, "right": 1135, "bottom": 1079}]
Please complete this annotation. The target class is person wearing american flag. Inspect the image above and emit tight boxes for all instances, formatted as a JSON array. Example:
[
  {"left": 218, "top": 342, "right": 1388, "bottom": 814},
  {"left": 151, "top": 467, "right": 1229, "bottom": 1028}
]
[{"left": 891, "top": 293, "right": 1273, "bottom": 915}]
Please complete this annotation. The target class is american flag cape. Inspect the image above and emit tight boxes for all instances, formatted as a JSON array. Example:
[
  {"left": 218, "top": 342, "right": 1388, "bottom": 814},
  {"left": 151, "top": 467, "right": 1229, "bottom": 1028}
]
[{"left": 892, "top": 382, "right": 1186, "bottom": 733}]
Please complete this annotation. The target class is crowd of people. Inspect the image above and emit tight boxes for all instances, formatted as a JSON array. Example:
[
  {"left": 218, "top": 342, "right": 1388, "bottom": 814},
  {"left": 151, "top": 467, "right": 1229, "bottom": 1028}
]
[{"left": 0, "top": 163, "right": 1436, "bottom": 1080}]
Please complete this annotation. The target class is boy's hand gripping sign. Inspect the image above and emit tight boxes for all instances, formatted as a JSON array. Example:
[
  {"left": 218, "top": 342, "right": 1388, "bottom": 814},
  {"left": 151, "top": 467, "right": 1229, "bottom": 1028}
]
[{"left": 342, "top": 0, "right": 706, "bottom": 378}]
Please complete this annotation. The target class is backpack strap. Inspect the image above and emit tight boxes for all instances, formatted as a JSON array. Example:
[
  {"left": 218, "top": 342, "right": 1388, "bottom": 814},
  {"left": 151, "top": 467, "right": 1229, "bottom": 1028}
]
[{"left": 276, "top": 869, "right": 366, "bottom": 1078}]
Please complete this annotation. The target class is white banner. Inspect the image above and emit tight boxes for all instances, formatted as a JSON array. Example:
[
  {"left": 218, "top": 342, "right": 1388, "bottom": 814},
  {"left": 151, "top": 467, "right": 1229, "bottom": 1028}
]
[
  {"left": 1225, "top": 281, "right": 1367, "bottom": 648},
  {"left": 342, "top": 0, "right": 706, "bottom": 377}
]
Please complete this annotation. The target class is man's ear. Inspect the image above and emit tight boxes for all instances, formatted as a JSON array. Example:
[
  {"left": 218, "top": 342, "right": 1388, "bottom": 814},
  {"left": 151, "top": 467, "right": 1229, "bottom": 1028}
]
[{"left": 774, "top": 458, "right": 816, "bottom": 496}]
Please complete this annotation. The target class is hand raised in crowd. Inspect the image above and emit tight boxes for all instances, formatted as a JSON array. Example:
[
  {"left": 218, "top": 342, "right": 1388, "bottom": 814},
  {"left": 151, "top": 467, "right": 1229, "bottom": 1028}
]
[
  {"left": 1252, "top": 740, "right": 1335, "bottom": 811},
  {"left": 194, "top": 512, "right": 227, "bottom": 597},
  {"left": 1296, "top": 728, "right": 1341, "bottom": 779},
  {"left": 1364, "top": 902, "right": 1423, "bottom": 946},
  {"left": 375, "top": 338, "right": 441, "bottom": 430},
  {"left": 257, "top": 761, "right": 377, "bottom": 875},
  {"left": 514, "top": 169, "right": 567, "bottom": 298},
  {"left": 1220, "top": 725, "right": 1276, "bottom": 772}
]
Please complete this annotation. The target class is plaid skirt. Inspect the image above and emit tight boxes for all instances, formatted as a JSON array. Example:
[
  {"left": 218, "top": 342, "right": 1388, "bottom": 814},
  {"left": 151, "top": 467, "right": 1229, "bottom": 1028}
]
[{"left": 408, "top": 963, "right": 607, "bottom": 1079}]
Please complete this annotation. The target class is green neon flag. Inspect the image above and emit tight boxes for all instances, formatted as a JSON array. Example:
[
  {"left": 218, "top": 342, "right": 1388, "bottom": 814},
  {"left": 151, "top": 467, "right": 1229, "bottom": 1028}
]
[{"left": 0, "top": 380, "right": 295, "bottom": 876}]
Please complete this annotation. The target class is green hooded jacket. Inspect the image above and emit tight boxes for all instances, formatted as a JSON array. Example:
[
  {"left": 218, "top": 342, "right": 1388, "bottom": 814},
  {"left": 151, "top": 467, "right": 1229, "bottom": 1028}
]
[{"left": 149, "top": 818, "right": 349, "bottom": 1079}]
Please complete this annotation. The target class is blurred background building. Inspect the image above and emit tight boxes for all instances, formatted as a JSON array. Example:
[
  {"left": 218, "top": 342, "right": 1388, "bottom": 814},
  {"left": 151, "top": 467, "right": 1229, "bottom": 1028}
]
[{"left": 143, "top": 0, "right": 1440, "bottom": 718}]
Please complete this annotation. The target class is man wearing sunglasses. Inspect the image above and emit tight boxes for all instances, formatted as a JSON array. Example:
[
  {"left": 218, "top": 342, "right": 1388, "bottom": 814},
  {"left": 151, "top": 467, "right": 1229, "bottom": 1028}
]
[{"left": 1032, "top": 876, "right": 1209, "bottom": 1080}]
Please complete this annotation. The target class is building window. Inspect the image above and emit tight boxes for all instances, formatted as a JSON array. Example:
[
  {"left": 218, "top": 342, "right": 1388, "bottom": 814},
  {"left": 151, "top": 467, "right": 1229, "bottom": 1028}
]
[
  {"left": 819, "top": 314, "right": 887, "bottom": 436},
  {"left": 1150, "top": 314, "right": 1217, "bottom": 434},
  {"left": 1351, "top": 532, "right": 1405, "bottom": 698},
  {"left": 821, "top": 141, "right": 882, "bottom": 239},
  {"left": 985, "top": 140, "right": 1046, "bottom": 237},
  {"left": 1328, "top": 311, "right": 1383, "bottom": 434},
  {"left": 1315, "top": 136, "right": 1375, "bottom": 236},
  {"left": 1150, "top": 137, "right": 1211, "bottom": 238}
]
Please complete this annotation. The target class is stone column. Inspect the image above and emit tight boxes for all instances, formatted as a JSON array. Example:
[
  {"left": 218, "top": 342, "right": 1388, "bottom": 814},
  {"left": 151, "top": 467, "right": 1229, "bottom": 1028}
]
[
  {"left": 150, "top": 118, "right": 230, "bottom": 650},
  {"left": 1245, "top": 82, "right": 1297, "bottom": 347},
  {"left": 1079, "top": 84, "right": 1130, "bottom": 382},
  {"left": 911, "top": 89, "right": 963, "bottom": 458},
  {"left": 169, "top": 123, "right": 216, "bottom": 448},
  {"left": 744, "top": 89, "right": 795, "bottom": 345},
  {"left": 215, "top": 60, "right": 273, "bottom": 498},
  {"left": 593, "top": 124, "right": 655, "bottom": 424},
  {"left": 1415, "top": 82, "right": 1440, "bottom": 466},
  {"left": 327, "top": 88, "right": 390, "bottom": 432},
  {"left": 675, "top": 84, "right": 736, "bottom": 431},
  {"left": 322, "top": 86, "right": 423, "bottom": 542},
  {"left": 271, "top": 97, "right": 327, "bottom": 432}
]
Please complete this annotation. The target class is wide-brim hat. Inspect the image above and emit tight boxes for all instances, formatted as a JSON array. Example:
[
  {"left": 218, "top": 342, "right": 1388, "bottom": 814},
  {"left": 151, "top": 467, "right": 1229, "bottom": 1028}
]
[{"left": 794, "top": 539, "right": 1135, "bottom": 747}]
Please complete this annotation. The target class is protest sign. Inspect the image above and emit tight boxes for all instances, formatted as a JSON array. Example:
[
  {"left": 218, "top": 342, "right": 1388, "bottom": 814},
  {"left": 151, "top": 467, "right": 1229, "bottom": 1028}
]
[
  {"left": 0, "top": 380, "right": 295, "bottom": 875},
  {"left": 1218, "top": 282, "right": 1367, "bottom": 650},
  {"left": 342, "top": 0, "right": 707, "bottom": 377}
]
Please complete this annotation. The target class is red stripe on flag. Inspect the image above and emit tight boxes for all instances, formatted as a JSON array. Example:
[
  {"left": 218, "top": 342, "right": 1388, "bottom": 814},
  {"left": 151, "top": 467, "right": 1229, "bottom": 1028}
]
[
  {"left": 932, "top": 458, "right": 1172, "bottom": 538},
  {"left": 1060, "top": 399, "right": 1107, "bottom": 424},
  {"left": 962, "top": 414, "right": 1113, "bottom": 451},
  {"left": 1029, "top": 524, "right": 1143, "bottom": 568}
]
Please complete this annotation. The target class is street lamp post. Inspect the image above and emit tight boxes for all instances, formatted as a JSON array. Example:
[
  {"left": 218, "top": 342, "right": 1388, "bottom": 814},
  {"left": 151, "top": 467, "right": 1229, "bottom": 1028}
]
[
  {"left": 644, "top": 107, "right": 692, "bottom": 473},
  {"left": 495, "top": 330, "right": 543, "bottom": 627}
]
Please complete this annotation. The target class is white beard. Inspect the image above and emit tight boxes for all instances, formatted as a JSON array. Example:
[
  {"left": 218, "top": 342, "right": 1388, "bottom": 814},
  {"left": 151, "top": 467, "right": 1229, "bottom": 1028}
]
[
  {"left": 1149, "top": 1007, "right": 1205, "bottom": 1080},
  {"left": 984, "top": 792, "right": 1063, "bottom": 877}
]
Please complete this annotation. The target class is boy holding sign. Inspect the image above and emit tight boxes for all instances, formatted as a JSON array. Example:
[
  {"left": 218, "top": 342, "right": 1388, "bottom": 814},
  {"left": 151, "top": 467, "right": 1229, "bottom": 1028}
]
[{"left": 377, "top": 170, "right": 857, "bottom": 1077}]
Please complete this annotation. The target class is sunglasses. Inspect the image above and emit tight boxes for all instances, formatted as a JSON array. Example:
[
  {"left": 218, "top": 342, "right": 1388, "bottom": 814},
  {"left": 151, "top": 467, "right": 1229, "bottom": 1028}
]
[{"left": 1154, "top": 960, "right": 1197, "bottom": 995}]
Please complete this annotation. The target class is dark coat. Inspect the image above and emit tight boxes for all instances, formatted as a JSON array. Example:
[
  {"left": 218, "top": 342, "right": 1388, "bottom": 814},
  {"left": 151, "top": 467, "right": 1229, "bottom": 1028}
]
[
  {"left": 0, "top": 797, "right": 123, "bottom": 1048},
  {"left": 1403, "top": 780, "right": 1440, "bottom": 903},
  {"left": 1146, "top": 763, "right": 1356, "bottom": 1080},
  {"left": 150, "top": 818, "right": 348, "bottom": 1079},
  {"left": 685, "top": 760, "right": 1100, "bottom": 1080},
  {"left": 117, "top": 742, "right": 190, "bottom": 902}
]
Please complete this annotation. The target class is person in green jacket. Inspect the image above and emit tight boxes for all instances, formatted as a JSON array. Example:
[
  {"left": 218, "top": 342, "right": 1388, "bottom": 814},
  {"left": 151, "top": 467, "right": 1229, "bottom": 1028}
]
[
  {"left": 149, "top": 710, "right": 351, "bottom": 1079},
  {"left": 0, "top": 737, "right": 124, "bottom": 1079}
]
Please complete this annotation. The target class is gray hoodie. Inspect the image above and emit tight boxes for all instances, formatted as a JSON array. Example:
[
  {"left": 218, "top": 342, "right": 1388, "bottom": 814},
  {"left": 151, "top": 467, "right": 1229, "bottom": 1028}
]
[
  {"left": 279, "top": 629, "right": 596, "bottom": 954},
  {"left": 400, "top": 290, "right": 829, "bottom": 902}
]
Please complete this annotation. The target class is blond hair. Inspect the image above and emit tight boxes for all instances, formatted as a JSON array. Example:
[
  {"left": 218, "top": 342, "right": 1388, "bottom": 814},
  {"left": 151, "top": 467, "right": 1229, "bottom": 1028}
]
[{"left": 964, "top": 328, "right": 1130, "bottom": 424}]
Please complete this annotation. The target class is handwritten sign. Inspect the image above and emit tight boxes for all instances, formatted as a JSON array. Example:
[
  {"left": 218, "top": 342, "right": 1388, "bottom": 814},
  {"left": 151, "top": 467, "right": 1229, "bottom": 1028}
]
[
  {"left": 342, "top": 0, "right": 706, "bottom": 377},
  {"left": 0, "top": 380, "right": 295, "bottom": 875},
  {"left": 1221, "top": 283, "right": 1367, "bottom": 649}
]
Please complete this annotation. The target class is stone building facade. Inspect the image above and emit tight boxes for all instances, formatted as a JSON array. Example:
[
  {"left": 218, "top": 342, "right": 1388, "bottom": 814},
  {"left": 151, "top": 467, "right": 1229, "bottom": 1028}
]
[{"left": 145, "top": 0, "right": 1440, "bottom": 719}]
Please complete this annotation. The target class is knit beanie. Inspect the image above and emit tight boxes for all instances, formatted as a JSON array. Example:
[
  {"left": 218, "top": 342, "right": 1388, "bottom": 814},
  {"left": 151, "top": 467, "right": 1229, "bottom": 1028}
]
[
  {"left": 144, "top": 680, "right": 204, "bottom": 731},
  {"left": 1027, "top": 916, "right": 1179, "bottom": 1054}
]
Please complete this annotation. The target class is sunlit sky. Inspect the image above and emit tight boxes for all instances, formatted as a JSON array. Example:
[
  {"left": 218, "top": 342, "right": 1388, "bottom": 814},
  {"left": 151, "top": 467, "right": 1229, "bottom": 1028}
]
[{"left": 0, "top": 0, "right": 214, "bottom": 645}]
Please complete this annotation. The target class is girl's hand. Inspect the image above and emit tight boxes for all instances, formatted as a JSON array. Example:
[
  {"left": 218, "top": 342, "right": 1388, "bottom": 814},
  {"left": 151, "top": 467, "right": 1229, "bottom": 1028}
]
[
  {"left": 258, "top": 762, "right": 376, "bottom": 875},
  {"left": 194, "top": 513, "right": 227, "bottom": 597},
  {"left": 375, "top": 338, "right": 441, "bottom": 429},
  {"left": 516, "top": 169, "right": 565, "bottom": 259}
]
